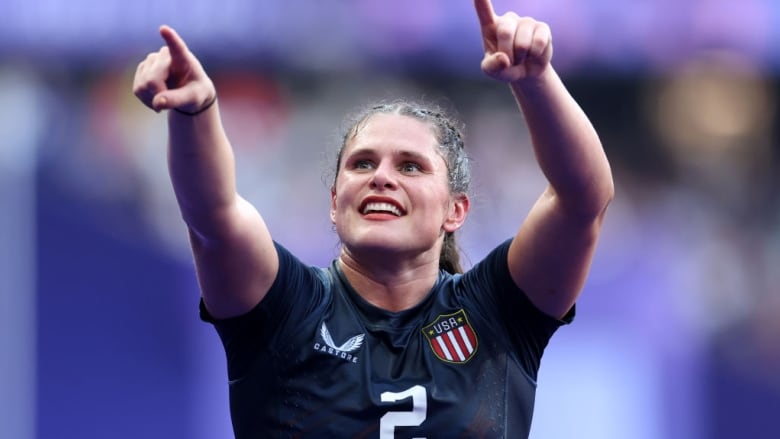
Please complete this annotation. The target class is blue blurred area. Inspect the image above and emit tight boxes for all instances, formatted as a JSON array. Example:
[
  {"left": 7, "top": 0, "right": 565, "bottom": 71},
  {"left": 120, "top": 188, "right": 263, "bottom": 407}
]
[
  {"left": 4, "top": 0, "right": 780, "bottom": 75},
  {"left": 36, "top": 175, "right": 195, "bottom": 438},
  {"left": 1, "top": 1, "right": 779, "bottom": 438}
]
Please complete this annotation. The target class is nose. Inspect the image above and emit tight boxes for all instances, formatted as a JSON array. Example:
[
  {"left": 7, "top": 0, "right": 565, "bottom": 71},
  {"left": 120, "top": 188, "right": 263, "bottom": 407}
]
[{"left": 370, "top": 161, "right": 398, "bottom": 190}]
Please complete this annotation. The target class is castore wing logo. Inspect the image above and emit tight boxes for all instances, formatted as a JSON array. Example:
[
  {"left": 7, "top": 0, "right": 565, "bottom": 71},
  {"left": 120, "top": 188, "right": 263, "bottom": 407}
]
[{"left": 313, "top": 322, "right": 365, "bottom": 364}]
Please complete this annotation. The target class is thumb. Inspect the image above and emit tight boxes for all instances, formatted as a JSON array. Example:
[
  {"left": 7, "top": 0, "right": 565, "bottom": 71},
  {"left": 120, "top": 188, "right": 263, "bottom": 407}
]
[
  {"left": 481, "top": 52, "right": 510, "bottom": 75},
  {"left": 151, "top": 88, "right": 193, "bottom": 111}
]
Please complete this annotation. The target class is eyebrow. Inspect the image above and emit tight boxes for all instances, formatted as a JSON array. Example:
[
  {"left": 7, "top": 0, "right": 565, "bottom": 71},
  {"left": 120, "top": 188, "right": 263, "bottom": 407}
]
[{"left": 346, "top": 147, "right": 434, "bottom": 164}]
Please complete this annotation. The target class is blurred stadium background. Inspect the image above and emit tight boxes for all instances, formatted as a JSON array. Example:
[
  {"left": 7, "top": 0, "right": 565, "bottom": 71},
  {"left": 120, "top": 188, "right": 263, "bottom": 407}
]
[{"left": 1, "top": 0, "right": 778, "bottom": 438}]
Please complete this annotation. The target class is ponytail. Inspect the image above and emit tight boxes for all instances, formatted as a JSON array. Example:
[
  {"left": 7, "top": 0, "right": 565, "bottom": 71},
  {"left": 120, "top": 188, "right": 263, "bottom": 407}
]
[{"left": 439, "top": 232, "right": 463, "bottom": 274}]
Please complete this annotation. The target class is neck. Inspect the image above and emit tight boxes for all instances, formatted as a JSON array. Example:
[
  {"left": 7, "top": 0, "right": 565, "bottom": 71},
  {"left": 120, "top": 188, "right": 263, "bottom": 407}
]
[{"left": 337, "top": 250, "right": 441, "bottom": 312}]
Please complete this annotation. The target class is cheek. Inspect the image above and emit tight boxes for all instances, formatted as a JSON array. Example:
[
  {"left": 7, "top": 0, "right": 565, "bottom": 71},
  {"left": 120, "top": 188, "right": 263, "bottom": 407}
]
[
  {"left": 332, "top": 181, "right": 357, "bottom": 214},
  {"left": 333, "top": 186, "right": 346, "bottom": 208},
  {"left": 424, "top": 185, "right": 453, "bottom": 210}
]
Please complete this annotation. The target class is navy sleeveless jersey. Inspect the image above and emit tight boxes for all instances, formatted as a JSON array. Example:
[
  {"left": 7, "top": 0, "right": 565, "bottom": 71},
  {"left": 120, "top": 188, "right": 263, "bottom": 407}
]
[{"left": 201, "top": 239, "right": 573, "bottom": 438}]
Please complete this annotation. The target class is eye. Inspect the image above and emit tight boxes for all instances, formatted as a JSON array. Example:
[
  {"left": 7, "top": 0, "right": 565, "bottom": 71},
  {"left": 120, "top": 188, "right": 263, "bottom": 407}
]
[
  {"left": 400, "top": 162, "right": 422, "bottom": 173},
  {"left": 352, "top": 159, "right": 375, "bottom": 170}
]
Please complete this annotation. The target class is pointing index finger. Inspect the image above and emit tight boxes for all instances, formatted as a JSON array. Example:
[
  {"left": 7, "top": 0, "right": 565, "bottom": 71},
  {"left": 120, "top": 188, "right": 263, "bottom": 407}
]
[
  {"left": 474, "top": 0, "right": 496, "bottom": 26},
  {"left": 159, "top": 25, "right": 189, "bottom": 61}
]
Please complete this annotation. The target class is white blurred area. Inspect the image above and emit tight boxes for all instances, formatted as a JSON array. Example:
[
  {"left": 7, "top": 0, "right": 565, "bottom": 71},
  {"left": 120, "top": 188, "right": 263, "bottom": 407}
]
[
  {"left": 2, "top": 1, "right": 779, "bottom": 438},
  {"left": 0, "top": 68, "right": 41, "bottom": 439}
]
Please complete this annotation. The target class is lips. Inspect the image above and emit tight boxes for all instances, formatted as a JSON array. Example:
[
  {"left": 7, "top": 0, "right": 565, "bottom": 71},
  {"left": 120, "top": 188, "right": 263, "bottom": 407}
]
[
  {"left": 362, "top": 202, "right": 401, "bottom": 216},
  {"left": 359, "top": 197, "right": 405, "bottom": 216}
]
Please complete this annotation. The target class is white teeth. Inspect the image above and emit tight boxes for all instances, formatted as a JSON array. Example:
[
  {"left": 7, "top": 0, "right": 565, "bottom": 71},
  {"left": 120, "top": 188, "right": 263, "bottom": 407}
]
[{"left": 362, "top": 202, "right": 401, "bottom": 216}]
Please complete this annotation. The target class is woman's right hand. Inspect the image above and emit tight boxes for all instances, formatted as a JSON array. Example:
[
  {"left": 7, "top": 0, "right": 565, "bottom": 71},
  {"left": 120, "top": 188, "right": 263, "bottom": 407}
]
[{"left": 132, "top": 25, "right": 216, "bottom": 114}]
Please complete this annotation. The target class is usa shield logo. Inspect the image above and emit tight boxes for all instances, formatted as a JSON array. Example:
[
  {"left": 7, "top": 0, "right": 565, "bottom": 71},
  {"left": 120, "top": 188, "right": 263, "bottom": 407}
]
[{"left": 422, "top": 309, "right": 478, "bottom": 364}]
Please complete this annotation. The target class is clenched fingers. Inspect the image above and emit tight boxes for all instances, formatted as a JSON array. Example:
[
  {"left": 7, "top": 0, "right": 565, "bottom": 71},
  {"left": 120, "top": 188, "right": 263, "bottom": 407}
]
[{"left": 133, "top": 47, "right": 173, "bottom": 112}]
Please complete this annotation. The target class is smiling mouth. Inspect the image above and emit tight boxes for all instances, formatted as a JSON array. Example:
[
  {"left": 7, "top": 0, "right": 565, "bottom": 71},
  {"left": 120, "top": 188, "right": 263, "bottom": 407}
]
[{"left": 361, "top": 202, "right": 403, "bottom": 216}]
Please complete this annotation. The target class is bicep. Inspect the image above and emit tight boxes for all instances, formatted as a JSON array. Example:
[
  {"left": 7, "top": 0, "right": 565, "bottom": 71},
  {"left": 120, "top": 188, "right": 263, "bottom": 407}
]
[
  {"left": 190, "top": 196, "right": 279, "bottom": 319},
  {"left": 507, "top": 186, "right": 608, "bottom": 319}
]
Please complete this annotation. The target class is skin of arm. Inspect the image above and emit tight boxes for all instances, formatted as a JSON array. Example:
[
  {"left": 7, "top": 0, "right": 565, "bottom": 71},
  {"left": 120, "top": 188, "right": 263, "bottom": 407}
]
[
  {"left": 133, "top": 26, "right": 278, "bottom": 319},
  {"left": 474, "top": 0, "right": 615, "bottom": 319}
]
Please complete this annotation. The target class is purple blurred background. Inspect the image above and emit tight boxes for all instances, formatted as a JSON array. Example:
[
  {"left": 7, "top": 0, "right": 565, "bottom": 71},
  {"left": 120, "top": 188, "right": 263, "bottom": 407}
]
[{"left": 1, "top": 1, "right": 778, "bottom": 438}]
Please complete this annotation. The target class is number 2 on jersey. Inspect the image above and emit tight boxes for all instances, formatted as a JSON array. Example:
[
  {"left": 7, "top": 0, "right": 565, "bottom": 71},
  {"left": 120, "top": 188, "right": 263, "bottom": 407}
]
[{"left": 379, "top": 385, "right": 427, "bottom": 439}]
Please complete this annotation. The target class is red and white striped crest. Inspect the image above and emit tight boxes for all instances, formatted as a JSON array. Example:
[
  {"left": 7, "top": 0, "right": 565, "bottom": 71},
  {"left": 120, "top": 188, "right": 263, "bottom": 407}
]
[{"left": 422, "top": 309, "right": 478, "bottom": 364}]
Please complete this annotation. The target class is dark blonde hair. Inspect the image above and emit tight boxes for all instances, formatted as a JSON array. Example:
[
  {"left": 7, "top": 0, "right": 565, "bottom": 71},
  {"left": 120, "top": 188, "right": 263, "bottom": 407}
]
[{"left": 332, "top": 100, "right": 471, "bottom": 273}]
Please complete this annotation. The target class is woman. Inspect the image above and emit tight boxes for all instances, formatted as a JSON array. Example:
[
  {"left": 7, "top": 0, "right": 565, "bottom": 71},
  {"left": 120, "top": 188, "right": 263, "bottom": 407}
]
[{"left": 132, "top": 0, "right": 613, "bottom": 437}]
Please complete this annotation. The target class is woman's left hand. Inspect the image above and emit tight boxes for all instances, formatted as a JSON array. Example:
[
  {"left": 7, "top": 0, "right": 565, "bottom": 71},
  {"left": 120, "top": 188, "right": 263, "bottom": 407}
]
[{"left": 474, "top": 0, "right": 553, "bottom": 82}]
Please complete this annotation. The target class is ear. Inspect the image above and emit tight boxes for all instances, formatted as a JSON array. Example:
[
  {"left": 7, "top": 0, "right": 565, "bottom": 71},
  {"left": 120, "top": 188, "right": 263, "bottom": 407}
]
[
  {"left": 330, "top": 188, "right": 337, "bottom": 224},
  {"left": 442, "top": 193, "right": 470, "bottom": 233}
]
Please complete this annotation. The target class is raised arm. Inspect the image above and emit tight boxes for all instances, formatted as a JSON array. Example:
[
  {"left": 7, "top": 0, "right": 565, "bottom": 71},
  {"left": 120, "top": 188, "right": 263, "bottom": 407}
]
[
  {"left": 133, "top": 26, "right": 278, "bottom": 319},
  {"left": 474, "top": 0, "right": 614, "bottom": 319}
]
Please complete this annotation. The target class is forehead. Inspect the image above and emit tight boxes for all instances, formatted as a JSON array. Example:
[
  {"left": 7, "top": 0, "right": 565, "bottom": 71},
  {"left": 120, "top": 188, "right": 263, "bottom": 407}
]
[{"left": 346, "top": 113, "right": 439, "bottom": 155}]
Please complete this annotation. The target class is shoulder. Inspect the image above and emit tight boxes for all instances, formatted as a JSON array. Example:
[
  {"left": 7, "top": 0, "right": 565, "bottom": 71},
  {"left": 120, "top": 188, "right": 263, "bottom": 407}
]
[{"left": 460, "top": 238, "right": 515, "bottom": 286}]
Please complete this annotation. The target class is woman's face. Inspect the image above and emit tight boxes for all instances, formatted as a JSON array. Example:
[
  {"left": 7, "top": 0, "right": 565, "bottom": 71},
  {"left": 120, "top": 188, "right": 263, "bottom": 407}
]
[{"left": 331, "top": 113, "right": 469, "bottom": 263}]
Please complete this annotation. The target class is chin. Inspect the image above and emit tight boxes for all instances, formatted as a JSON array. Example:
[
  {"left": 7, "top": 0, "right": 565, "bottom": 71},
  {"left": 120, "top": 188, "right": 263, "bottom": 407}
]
[
  {"left": 347, "top": 232, "right": 435, "bottom": 257},
  {"left": 351, "top": 235, "right": 407, "bottom": 252}
]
